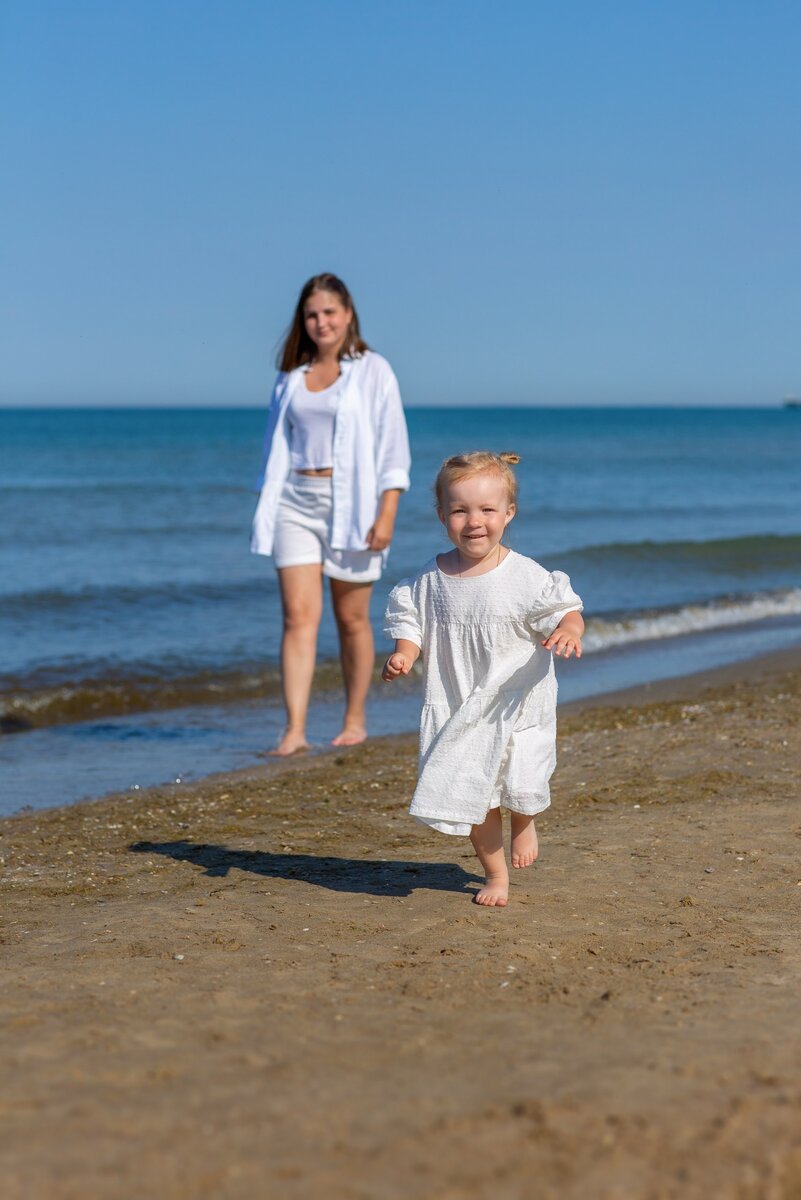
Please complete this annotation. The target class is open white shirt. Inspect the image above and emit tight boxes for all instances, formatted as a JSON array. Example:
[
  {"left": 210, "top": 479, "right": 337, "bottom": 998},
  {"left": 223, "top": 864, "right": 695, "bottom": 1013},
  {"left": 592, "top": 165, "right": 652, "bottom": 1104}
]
[{"left": 251, "top": 351, "right": 411, "bottom": 556}]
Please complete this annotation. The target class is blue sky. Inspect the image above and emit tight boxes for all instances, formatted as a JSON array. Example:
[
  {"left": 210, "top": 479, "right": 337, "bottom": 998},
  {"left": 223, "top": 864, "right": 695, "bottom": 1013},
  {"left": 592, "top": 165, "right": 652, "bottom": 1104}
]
[{"left": 2, "top": 1, "right": 800, "bottom": 406}]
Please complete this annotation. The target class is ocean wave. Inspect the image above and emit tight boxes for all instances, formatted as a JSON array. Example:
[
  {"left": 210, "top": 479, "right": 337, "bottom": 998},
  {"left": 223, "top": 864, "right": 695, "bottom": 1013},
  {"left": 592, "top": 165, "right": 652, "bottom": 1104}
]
[
  {"left": 5, "top": 532, "right": 799, "bottom": 616},
  {"left": 3, "top": 588, "right": 801, "bottom": 732},
  {"left": 0, "top": 577, "right": 269, "bottom": 617},
  {"left": 528, "top": 501, "right": 789, "bottom": 520},
  {"left": 583, "top": 588, "right": 801, "bottom": 652},
  {"left": 0, "top": 662, "right": 296, "bottom": 732},
  {"left": 0, "top": 521, "right": 248, "bottom": 550},
  {"left": 565, "top": 532, "right": 801, "bottom": 571},
  {"left": 0, "top": 481, "right": 255, "bottom": 495}
]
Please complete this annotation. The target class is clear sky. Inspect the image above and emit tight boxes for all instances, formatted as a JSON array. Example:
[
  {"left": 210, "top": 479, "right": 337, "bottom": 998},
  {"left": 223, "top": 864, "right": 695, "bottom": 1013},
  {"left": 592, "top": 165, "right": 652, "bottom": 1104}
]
[{"left": 2, "top": 1, "right": 800, "bottom": 406}]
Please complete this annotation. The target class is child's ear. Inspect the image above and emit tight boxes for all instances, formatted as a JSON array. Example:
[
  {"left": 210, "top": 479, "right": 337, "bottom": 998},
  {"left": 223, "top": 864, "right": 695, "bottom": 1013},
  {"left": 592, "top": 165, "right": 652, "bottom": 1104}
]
[
  {"left": 436, "top": 507, "right": 447, "bottom": 527},
  {"left": 505, "top": 505, "right": 516, "bottom": 525}
]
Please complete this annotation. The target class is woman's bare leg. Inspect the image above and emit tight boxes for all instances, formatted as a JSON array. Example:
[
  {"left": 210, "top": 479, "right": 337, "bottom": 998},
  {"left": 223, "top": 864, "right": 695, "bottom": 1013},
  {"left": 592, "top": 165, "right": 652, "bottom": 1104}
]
[
  {"left": 470, "top": 809, "right": 509, "bottom": 906},
  {"left": 329, "top": 578, "right": 373, "bottom": 746},
  {"left": 271, "top": 564, "right": 323, "bottom": 756}
]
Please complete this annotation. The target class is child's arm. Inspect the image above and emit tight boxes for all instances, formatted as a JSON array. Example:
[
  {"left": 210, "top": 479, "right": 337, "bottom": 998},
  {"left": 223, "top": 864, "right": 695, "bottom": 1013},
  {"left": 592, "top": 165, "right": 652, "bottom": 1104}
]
[
  {"left": 542, "top": 611, "right": 584, "bottom": 659},
  {"left": 382, "top": 639, "right": 421, "bottom": 681}
]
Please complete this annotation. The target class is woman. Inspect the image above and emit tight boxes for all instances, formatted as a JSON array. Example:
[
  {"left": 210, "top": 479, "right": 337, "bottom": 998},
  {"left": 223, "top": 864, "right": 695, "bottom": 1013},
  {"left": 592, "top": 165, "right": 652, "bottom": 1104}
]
[{"left": 251, "top": 273, "right": 411, "bottom": 755}]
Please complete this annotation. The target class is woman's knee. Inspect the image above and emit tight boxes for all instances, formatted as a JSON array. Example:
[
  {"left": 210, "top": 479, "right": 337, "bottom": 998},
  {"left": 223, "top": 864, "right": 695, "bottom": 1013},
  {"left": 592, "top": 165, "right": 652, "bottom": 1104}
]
[
  {"left": 334, "top": 608, "right": 372, "bottom": 638},
  {"left": 282, "top": 605, "right": 321, "bottom": 636}
]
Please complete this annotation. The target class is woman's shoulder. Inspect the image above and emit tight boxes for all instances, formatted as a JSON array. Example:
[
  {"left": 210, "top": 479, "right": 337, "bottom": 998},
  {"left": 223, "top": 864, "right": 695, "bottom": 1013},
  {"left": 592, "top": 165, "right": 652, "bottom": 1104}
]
[
  {"left": 349, "top": 350, "right": 396, "bottom": 381},
  {"left": 272, "top": 366, "right": 302, "bottom": 394}
]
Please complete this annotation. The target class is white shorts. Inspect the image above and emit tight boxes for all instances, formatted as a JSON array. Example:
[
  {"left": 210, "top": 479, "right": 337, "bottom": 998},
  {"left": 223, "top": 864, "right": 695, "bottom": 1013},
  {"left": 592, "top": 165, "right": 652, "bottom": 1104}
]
[{"left": 272, "top": 473, "right": 384, "bottom": 583}]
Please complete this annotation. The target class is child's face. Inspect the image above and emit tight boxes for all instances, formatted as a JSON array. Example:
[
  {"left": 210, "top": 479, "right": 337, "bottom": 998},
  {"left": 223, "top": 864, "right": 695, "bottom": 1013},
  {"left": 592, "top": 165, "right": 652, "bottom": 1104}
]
[{"left": 438, "top": 472, "right": 515, "bottom": 560}]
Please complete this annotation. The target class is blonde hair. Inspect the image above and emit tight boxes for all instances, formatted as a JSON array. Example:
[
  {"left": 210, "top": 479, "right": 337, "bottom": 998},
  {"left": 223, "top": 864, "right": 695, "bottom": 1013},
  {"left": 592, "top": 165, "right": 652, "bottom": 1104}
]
[{"left": 434, "top": 451, "right": 521, "bottom": 510}]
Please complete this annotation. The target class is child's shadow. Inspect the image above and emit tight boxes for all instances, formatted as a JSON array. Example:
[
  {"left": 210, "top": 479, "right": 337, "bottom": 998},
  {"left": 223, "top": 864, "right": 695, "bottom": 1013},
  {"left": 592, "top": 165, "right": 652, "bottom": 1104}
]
[{"left": 130, "top": 840, "right": 481, "bottom": 898}]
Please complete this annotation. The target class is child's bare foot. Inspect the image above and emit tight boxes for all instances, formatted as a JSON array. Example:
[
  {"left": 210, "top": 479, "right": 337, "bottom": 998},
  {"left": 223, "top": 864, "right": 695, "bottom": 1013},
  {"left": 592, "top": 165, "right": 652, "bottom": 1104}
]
[
  {"left": 510, "top": 814, "right": 538, "bottom": 868},
  {"left": 331, "top": 724, "right": 367, "bottom": 747},
  {"left": 268, "top": 730, "right": 310, "bottom": 756},
  {"left": 470, "top": 809, "right": 509, "bottom": 906},
  {"left": 474, "top": 870, "right": 509, "bottom": 907}
]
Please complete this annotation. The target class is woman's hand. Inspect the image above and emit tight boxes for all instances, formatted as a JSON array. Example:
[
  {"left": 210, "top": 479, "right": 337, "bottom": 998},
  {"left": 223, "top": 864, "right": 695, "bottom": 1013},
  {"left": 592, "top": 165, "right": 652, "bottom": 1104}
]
[
  {"left": 365, "top": 513, "right": 395, "bottom": 551},
  {"left": 366, "top": 488, "right": 402, "bottom": 551},
  {"left": 382, "top": 652, "right": 412, "bottom": 682}
]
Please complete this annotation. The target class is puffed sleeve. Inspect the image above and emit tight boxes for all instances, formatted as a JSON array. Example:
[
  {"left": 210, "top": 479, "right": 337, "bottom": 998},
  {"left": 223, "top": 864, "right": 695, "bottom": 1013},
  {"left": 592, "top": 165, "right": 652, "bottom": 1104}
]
[
  {"left": 527, "top": 570, "right": 583, "bottom": 638},
  {"left": 383, "top": 578, "right": 423, "bottom": 648}
]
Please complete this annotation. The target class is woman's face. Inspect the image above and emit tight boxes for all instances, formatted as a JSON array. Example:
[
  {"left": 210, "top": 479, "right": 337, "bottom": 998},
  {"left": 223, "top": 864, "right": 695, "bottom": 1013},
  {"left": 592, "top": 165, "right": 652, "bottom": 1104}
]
[{"left": 303, "top": 290, "right": 352, "bottom": 356}]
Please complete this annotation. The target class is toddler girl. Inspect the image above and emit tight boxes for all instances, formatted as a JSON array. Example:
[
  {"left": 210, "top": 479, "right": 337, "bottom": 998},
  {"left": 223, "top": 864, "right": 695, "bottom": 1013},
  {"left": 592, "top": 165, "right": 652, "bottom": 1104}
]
[{"left": 382, "top": 451, "right": 584, "bottom": 907}]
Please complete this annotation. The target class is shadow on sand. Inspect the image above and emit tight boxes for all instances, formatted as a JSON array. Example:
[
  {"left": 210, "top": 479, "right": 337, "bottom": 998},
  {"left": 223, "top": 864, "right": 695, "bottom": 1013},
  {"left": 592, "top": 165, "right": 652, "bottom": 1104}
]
[{"left": 130, "top": 840, "right": 481, "bottom": 898}]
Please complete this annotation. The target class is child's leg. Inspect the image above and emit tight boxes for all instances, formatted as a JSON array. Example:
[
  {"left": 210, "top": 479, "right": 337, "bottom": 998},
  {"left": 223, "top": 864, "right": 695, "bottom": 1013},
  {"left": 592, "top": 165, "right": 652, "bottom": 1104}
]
[
  {"left": 510, "top": 813, "right": 538, "bottom": 869},
  {"left": 470, "top": 808, "right": 509, "bottom": 907}
]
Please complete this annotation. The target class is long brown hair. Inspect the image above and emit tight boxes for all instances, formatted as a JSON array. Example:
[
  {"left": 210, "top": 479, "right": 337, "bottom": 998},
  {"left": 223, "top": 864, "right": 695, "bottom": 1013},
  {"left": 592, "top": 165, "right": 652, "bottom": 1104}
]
[{"left": 278, "top": 273, "right": 370, "bottom": 371}]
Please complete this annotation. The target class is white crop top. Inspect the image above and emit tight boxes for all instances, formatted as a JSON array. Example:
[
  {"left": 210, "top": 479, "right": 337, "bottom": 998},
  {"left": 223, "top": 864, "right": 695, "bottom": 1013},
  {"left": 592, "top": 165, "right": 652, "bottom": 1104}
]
[{"left": 286, "top": 376, "right": 341, "bottom": 470}]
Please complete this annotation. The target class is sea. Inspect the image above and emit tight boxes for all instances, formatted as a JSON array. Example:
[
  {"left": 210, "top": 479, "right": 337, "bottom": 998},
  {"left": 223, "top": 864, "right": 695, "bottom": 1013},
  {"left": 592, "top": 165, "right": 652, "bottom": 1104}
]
[{"left": 2, "top": 406, "right": 800, "bottom": 816}]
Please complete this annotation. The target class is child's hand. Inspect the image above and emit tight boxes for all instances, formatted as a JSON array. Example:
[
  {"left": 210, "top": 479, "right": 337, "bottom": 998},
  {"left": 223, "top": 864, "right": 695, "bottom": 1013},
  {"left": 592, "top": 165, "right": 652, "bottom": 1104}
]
[
  {"left": 542, "top": 628, "right": 582, "bottom": 659},
  {"left": 382, "top": 652, "right": 412, "bottom": 681}
]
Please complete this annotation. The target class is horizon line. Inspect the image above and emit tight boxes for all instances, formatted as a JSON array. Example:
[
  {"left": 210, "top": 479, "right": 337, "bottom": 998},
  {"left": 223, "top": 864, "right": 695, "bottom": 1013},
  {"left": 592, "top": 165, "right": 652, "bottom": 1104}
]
[{"left": 0, "top": 400, "right": 796, "bottom": 412}]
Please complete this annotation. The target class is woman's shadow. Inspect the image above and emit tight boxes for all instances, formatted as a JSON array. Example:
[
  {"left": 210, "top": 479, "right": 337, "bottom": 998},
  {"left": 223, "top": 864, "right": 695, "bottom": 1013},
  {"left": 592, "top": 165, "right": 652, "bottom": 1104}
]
[{"left": 130, "top": 840, "right": 481, "bottom": 898}]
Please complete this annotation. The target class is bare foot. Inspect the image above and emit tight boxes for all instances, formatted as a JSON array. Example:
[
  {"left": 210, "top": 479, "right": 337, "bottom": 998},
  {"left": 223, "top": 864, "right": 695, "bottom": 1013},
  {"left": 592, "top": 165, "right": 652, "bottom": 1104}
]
[
  {"left": 470, "top": 809, "right": 509, "bottom": 906},
  {"left": 510, "top": 814, "right": 538, "bottom": 868},
  {"left": 268, "top": 731, "right": 310, "bottom": 757},
  {"left": 474, "top": 871, "right": 509, "bottom": 907},
  {"left": 330, "top": 726, "right": 367, "bottom": 747}
]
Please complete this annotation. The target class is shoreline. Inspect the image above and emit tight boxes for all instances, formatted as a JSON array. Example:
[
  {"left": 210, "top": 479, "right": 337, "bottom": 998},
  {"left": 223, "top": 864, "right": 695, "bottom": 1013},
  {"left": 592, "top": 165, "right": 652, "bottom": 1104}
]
[
  {"left": 561, "top": 639, "right": 801, "bottom": 715},
  {"left": 5, "top": 641, "right": 801, "bottom": 824},
  {"left": 6, "top": 609, "right": 801, "bottom": 737}
]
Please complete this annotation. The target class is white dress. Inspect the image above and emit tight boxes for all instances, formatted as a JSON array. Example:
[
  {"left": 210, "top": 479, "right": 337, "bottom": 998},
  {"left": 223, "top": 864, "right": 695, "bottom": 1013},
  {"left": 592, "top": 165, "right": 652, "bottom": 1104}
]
[{"left": 383, "top": 550, "right": 583, "bottom": 836}]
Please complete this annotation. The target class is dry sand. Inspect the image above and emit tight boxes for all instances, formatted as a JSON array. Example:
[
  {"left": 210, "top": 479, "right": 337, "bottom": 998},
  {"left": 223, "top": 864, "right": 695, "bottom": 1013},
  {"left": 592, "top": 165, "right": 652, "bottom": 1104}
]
[{"left": 2, "top": 652, "right": 801, "bottom": 1199}]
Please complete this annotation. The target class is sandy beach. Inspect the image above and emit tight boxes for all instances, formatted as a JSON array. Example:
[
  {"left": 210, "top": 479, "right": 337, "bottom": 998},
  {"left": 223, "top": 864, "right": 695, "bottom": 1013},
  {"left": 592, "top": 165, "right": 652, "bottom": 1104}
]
[{"left": 2, "top": 650, "right": 801, "bottom": 1199}]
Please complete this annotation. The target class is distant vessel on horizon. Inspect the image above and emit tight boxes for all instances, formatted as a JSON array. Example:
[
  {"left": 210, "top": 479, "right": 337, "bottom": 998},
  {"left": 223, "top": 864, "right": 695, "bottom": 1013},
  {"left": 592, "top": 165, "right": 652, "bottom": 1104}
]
[{"left": 783, "top": 397, "right": 801, "bottom": 409}]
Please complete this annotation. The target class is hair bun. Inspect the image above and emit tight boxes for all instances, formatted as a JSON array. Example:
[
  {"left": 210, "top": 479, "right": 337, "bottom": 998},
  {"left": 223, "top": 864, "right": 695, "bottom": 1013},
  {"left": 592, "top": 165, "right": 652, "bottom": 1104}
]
[{"left": 434, "top": 449, "right": 520, "bottom": 508}]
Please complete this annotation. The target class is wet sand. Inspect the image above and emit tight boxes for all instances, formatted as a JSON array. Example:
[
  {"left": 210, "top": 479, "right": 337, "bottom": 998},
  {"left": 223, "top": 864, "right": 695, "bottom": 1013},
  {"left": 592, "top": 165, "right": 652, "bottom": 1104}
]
[{"left": 2, "top": 651, "right": 801, "bottom": 1199}]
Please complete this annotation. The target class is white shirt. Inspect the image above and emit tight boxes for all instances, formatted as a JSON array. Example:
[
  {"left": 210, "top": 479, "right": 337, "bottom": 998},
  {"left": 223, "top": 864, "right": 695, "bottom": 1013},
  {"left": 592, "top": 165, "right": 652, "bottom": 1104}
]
[
  {"left": 384, "top": 551, "right": 583, "bottom": 827},
  {"left": 287, "top": 377, "right": 340, "bottom": 470},
  {"left": 251, "top": 351, "right": 411, "bottom": 556}
]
